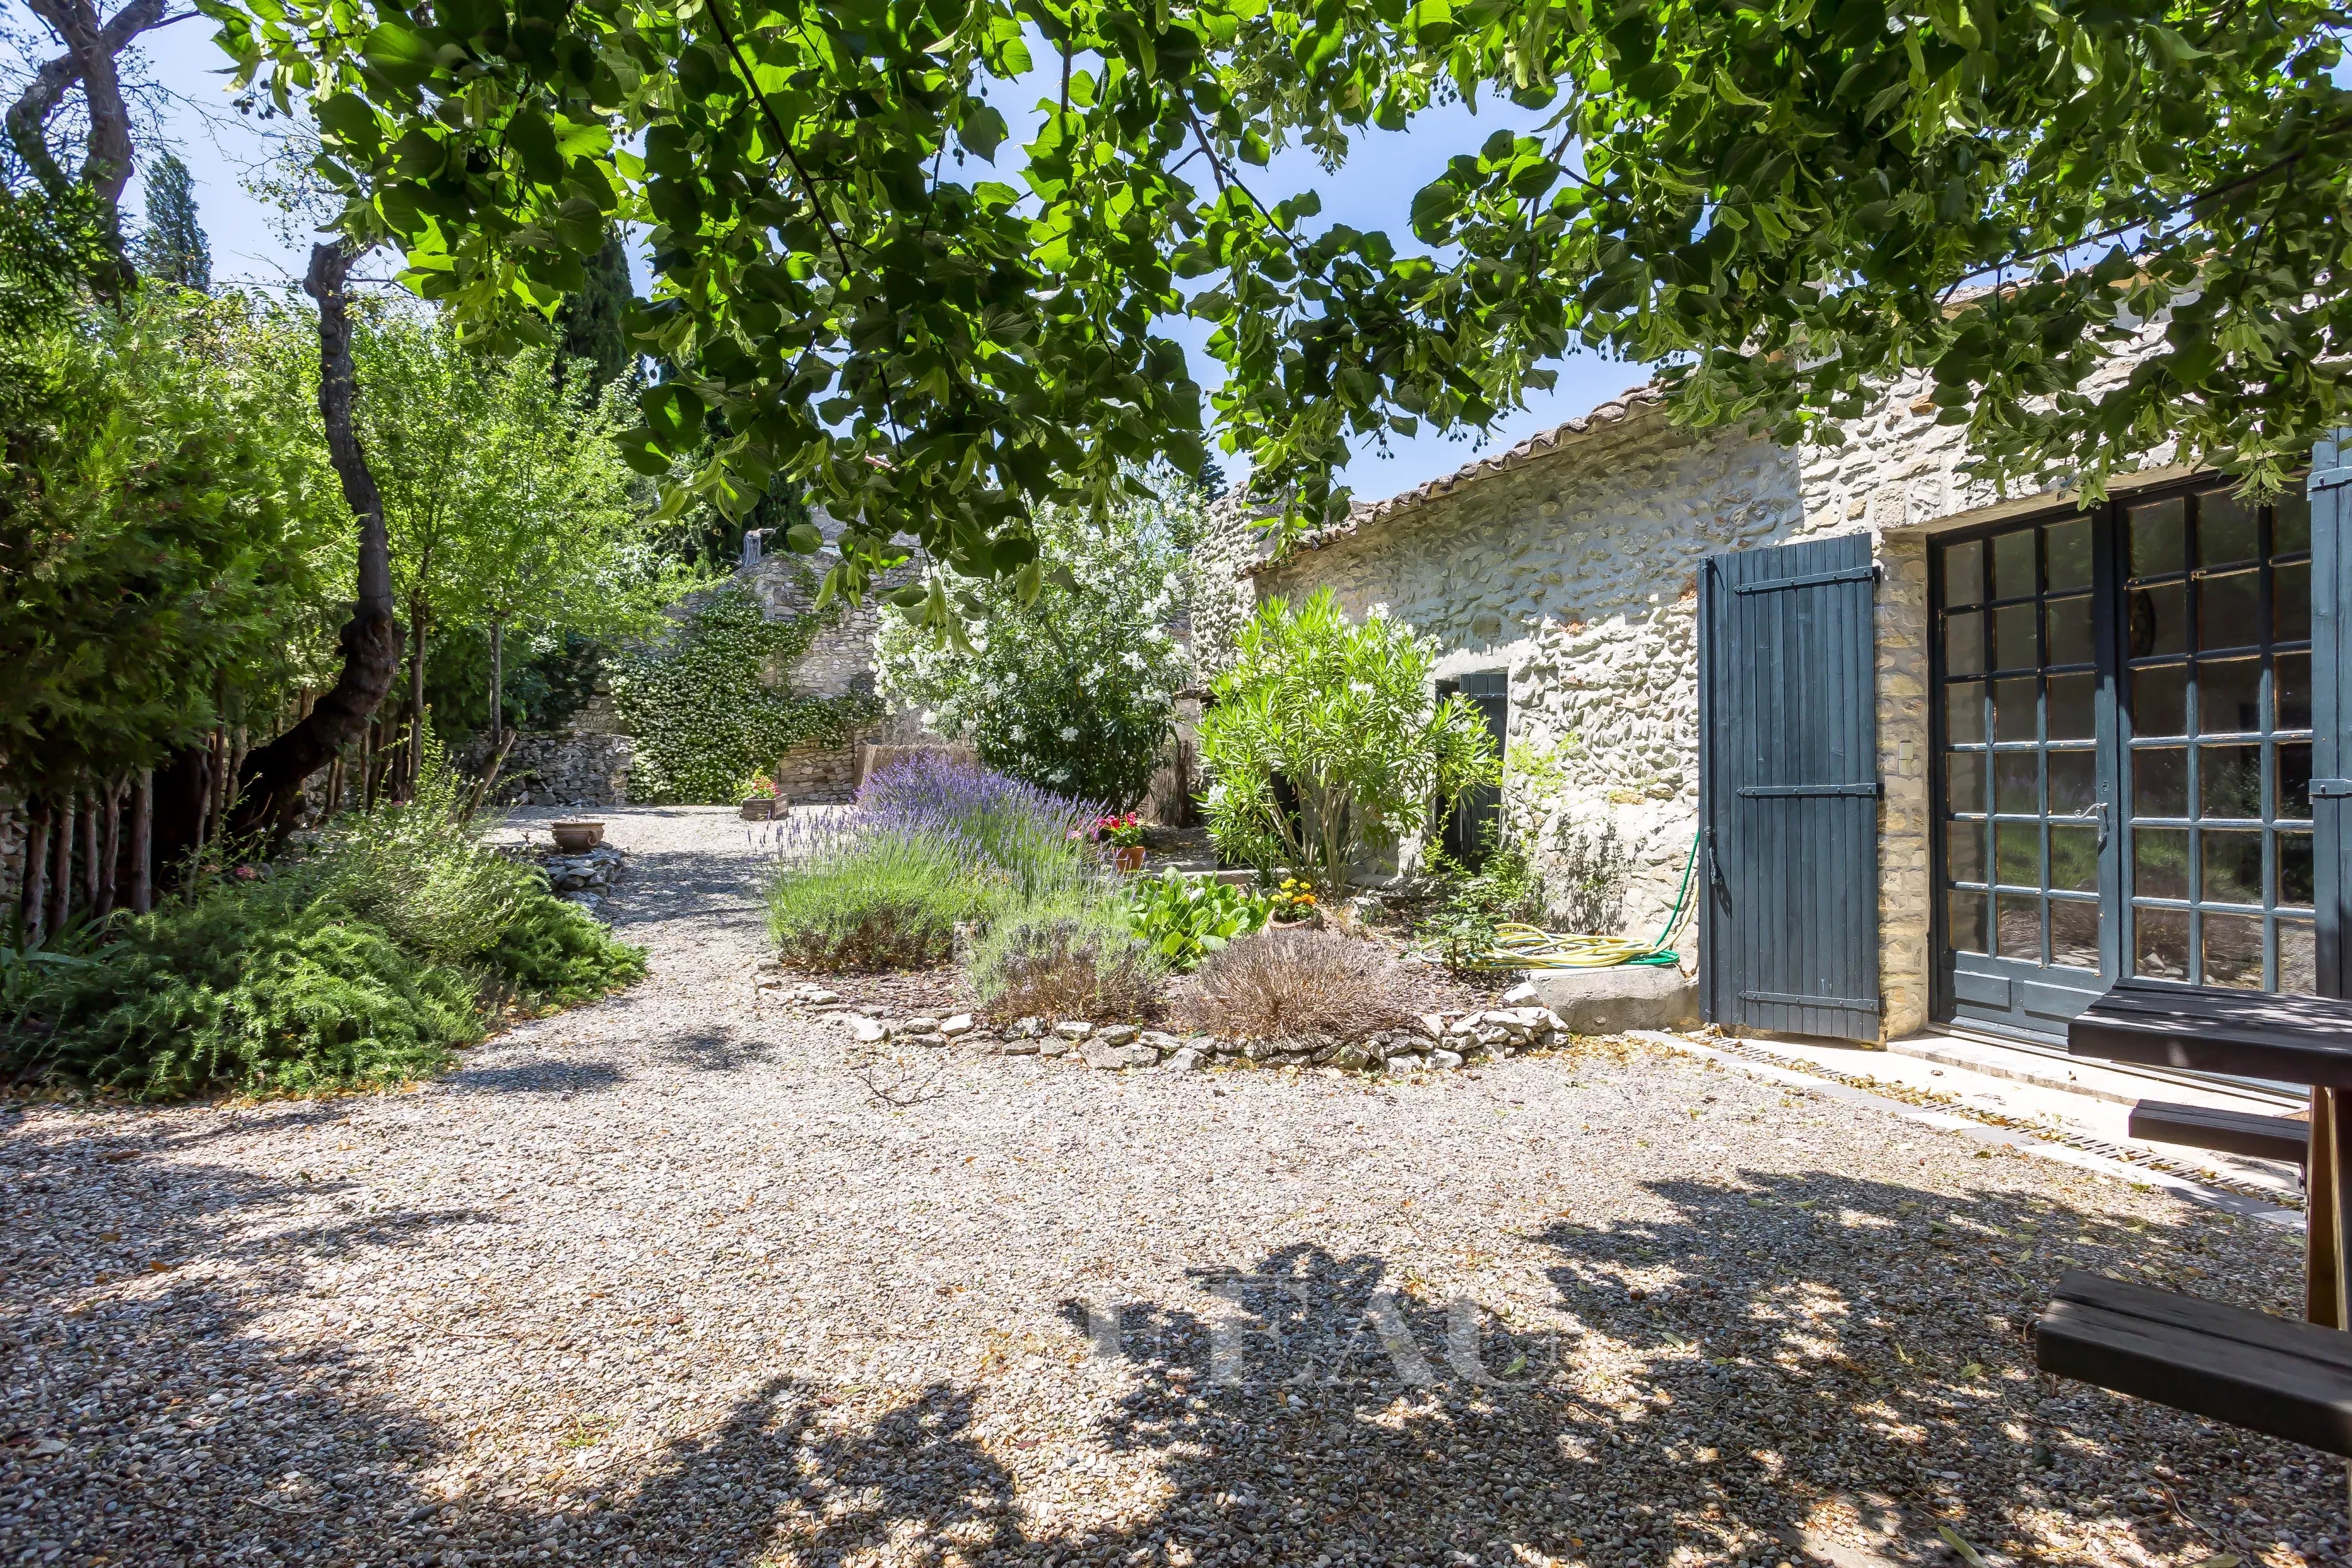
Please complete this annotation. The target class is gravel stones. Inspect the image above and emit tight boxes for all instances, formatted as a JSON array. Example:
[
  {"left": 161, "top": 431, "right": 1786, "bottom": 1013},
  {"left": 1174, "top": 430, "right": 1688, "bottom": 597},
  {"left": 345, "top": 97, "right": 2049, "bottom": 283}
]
[{"left": 6, "top": 805, "right": 2336, "bottom": 1568}]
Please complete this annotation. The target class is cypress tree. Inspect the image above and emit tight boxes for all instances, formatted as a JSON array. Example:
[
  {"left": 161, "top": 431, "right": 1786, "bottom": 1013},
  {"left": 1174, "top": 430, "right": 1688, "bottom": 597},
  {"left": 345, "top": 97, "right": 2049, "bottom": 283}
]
[
  {"left": 555, "top": 231, "right": 636, "bottom": 394},
  {"left": 135, "top": 155, "right": 210, "bottom": 292}
]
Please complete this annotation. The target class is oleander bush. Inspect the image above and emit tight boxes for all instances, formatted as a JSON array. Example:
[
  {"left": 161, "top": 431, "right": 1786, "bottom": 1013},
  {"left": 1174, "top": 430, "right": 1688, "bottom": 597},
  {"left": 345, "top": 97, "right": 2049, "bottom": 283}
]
[{"left": 969, "top": 899, "right": 1162, "bottom": 1023}]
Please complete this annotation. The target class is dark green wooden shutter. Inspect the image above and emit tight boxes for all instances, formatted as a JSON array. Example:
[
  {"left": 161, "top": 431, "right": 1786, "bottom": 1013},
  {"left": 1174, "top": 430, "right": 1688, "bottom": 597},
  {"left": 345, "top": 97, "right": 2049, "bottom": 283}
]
[
  {"left": 1699, "top": 533, "right": 1882, "bottom": 1040},
  {"left": 2313, "top": 437, "right": 2352, "bottom": 998}
]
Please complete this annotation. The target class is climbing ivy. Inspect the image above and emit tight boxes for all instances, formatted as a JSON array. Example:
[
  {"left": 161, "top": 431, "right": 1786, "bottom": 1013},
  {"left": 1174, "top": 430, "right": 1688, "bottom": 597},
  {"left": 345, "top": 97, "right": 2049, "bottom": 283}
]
[{"left": 609, "top": 583, "right": 875, "bottom": 804}]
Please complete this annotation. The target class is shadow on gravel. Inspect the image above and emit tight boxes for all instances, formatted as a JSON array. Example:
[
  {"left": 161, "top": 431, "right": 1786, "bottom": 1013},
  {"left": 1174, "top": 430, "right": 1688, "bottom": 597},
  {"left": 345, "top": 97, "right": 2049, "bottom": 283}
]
[
  {"left": 3, "top": 1112, "right": 2337, "bottom": 1568},
  {"left": 439, "top": 1059, "right": 630, "bottom": 1097}
]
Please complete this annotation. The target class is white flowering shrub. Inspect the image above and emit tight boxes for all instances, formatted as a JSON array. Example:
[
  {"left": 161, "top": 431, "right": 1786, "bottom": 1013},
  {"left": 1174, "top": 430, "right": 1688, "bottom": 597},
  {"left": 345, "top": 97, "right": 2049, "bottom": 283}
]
[{"left": 874, "top": 503, "right": 1194, "bottom": 810}]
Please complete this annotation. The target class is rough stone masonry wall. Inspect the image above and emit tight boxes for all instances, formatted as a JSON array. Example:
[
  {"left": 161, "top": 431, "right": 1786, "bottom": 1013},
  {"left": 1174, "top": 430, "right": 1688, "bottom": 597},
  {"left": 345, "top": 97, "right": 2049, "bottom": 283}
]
[
  {"left": 739, "top": 548, "right": 909, "bottom": 802},
  {"left": 1247, "top": 374, "right": 2145, "bottom": 1040}
]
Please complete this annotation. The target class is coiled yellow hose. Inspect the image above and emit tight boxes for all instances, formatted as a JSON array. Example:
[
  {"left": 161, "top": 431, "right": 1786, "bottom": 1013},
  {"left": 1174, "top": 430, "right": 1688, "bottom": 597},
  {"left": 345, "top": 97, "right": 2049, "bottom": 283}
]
[{"left": 1476, "top": 922, "right": 1669, "bottom": 969}]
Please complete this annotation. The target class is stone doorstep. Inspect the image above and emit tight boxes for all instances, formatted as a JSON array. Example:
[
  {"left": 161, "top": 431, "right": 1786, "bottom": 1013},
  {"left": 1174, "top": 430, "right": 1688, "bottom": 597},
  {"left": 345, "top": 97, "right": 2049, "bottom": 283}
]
[
  {"left": 1887, "top": 1027, "right": 2308, "bottom": 1116},
  {"left": 1524, "top": 963, "right": 1699, "bottom": 1036}
]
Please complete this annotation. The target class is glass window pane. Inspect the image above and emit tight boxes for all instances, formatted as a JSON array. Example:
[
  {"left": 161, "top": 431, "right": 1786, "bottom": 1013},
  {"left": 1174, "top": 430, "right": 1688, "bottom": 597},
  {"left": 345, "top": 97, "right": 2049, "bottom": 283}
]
[
  {"left": 2201, "top": 912, "right": 2266, "bottom": 989},
  {"left": 1944, "top": 611, "right": 1984, "bottom": 676},
  {"left": 1945, "top": 820, "right": 1986, "bottom": 885},
  {"left": 2049, "top": 823, "right": 2099, "bottom": 893},
  {"left": 2133, "top": 827, "right": 2190, "bottom": 899},
  {"left": 2275, "top": 494, "right": 2312, "bottom": 555},
  {"left": 1993, "top": 530, "right": 2037, "bottom": 600},
  {"left": 2276, "top": 560, "right": 2311, "bottom": 642},
  {"left": 2049, "top": 899, "right": 2100, "bottom": 970},
  {"left": 1996, "top": 752, "right": 2040, "bottom": 815},
  {"left": 1948, "top": 891, "right": 1988, "bottom": 955},
  {"left": 2198, "top": 568, "right": 2261, "bottom": 650},
  {"left": 1996, "top": 894, "right": 2043, "bottom": 962},
  {"left": 1947, "top": 752, "right": 1986, "bottom": 814},
  {"left": 2197, "top": 658, "right": 2262, "bottom": 735},
  {"left": 2047, "top": 750, "right": 2097, "bottom": 816},
  {"left": 1946, "top": 682, "right": 1986, "bottom": 745},
  {"left": 1993, "top": 677, "right": 2038, "bottom": 742},
  {"left": 2046, "top": 518, "right": 2092, "bottom": 591},
  {"left": 2279, "top": 741, "right": 2312, "bottom": 818},
  {"left": 1993, "top": 603, "right": 2038, "bottom": 671},
  {"left": 2199, "top": 744, "right": 2262, "bottom": 819},
  {"left": 2278, "top": 831, "right": 2314, "bottom": 908},
  {"left": 2200, "top": 828, "right": 2264, "bottom": 905},
  {"left": 2277, "top": 652, "right": 2312, "bottom": 729},
  {"left": 2130, "top": 663, "right": 2187, "bottom": 738},
  {"left": 2133, "top": 906, "right": 2192, "bottom": 981},
  {"left": 2046, "top": 593, "right": 2094, "bottom": 666},
  {"left": 2134, "top": 746, "right": 2188, "bottom": 818},
  {"left": 2280, "top": 919, "right": 2317, "bottom": 994},
  {"left": 2046, "top": 673, "right": 2095, "bottom": 742},
  {"left": 2129, "top": 497, "right": 2186, "bottom": 579},
  {"left": 2197, "top": 489, "right": 2260, "bottom": 566},
  {"left": 2127, "top": 584, "right": 2188, "bottom": 657},
  {"left": 1943, "top": 540, "right": 1984, "bottom": 607},
  {"left": 1997, "top": 821, "right": 2042, "bottom": 888}
]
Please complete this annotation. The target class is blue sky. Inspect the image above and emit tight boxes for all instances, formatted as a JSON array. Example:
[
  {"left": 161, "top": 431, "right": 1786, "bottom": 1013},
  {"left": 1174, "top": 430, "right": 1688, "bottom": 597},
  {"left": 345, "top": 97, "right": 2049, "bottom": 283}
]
[{"left": 125, "top": 25, "right": 1650, "bottom": 504}]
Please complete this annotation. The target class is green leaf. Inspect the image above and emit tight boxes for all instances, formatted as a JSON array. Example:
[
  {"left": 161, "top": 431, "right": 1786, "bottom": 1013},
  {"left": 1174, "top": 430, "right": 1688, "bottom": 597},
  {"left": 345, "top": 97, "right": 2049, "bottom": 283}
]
[
  {"left": 360, "top": 22, "right": 438, "bottom": 90},
  {"left": 641, "top": 382, "right": 706, "bottom": 452}
]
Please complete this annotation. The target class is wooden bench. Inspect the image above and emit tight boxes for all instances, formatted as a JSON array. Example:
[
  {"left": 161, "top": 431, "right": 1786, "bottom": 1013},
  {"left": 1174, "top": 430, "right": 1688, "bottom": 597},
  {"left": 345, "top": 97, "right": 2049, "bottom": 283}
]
[
  {"left": 2034, "top": 1271, "right": 2352, "bottom": 1457},
  {"left": 2127, "top": 1099, "right": 2312, "bottom": 1167}
]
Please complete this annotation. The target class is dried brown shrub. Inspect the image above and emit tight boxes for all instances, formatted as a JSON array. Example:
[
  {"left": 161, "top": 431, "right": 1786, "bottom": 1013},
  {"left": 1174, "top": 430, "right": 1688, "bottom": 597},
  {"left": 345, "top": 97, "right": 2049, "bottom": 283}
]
[
  {"left": 972, "top": 908, "right": 1162, "bottom": 1023},
  {"left": 1179, "top": 926, "right": 1419, "bottom": 1042}
]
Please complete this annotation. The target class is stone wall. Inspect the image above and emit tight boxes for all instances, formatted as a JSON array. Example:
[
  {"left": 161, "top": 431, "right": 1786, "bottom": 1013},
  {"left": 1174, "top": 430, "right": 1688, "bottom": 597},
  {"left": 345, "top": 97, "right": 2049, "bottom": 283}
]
[
  {"left": 736, "top": 545, "right": 913, "bottom": 803},
  {"left": 497, "top": 690, "right": 635, "bottom": 807}
]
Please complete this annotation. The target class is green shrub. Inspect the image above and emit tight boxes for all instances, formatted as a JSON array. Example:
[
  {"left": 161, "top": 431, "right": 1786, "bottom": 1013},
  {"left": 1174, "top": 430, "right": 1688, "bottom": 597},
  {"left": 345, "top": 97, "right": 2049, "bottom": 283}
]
[
  {"left": 1120, "top": 871, "right": 1273, "bottom": 972},
  {"left": 298, "top": 731, "right": 539, "bottom": 962},
  {"left": 489, "top": 896, "right": 648, "bottom": 1004},
  {"left": 1419, "top": 833, "right": 1545, "bottom": 973},
  {"left": 970, "top": 900, "right": 1162, "bottom": 1022},
  {"left": 7, "top": 885, "right": 479, "bottom": 1101},
  {"left": 765, "top": 829, "right": 1000, "bottom": 972}
]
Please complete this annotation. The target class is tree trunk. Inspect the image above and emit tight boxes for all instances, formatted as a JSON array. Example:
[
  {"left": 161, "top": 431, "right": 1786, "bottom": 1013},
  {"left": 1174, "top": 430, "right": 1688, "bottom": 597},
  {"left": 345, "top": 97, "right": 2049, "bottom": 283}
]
[
  {"left": 47, "top": 796, "right": 73, "bottom": 934},
  {"left": 490, "top": 618, "right": 505, "bottom": 752},
  {"left": 21, "top": 804, "right": 50, "bottom": 946},
  {"left": 96, "top": 780, "right": 120, "bottom": 917},
  {"left": 208, "top": 727, "right": 228, "bottom": 846},
  {"left": 360, "top": 719, "right": 376, "bottom": 811},
  {"left": 79, "top": 789, "right": 100, "bottom": 912},
  {"left": 129, "top": 769, "right": 151, "bottom": 915},
  {"left": 404, "top": 599, "right": 428, "bottom": 800},
  {"left": 229, "top": 242, "right": 405, "bottom": 843}
]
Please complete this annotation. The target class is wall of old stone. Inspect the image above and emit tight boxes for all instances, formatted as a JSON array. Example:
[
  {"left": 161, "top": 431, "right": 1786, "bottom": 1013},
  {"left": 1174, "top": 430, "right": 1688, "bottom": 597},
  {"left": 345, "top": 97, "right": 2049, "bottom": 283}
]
[
  {"left": 736, "top": 546, "right": 911, "bottom": 802},
  {"left": 497, "top": 690, "right": 635, "bottom": 807}
]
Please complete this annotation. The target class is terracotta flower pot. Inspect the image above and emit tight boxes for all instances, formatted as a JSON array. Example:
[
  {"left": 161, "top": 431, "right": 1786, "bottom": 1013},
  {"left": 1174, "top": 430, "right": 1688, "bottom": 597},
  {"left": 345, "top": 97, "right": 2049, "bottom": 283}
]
[
  {"left": 551, "top": 820, "right": 605, "bottom": 852},
  {"left": 1114, "top": 845, "right": 1147, "bottom": 873}
]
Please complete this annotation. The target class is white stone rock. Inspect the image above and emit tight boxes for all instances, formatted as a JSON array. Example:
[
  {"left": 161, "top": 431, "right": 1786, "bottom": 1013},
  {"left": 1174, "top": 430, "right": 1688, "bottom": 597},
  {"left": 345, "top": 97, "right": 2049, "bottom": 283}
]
[
  {"left": 939, "top": 1013, "right": 974, "bottom": 1037},
  {"left": 1444, "top": 1015, "right": 1480, "bottom": 1037},
  {"left": 1054, "top": 1021, "right": 1093, "bottom": 1040},
  {"left": 1138, "top": 1030, "right": 1182, "bottom": 1052},
  {"left": 1039, "top": 1039, "right": 1073, "bottom": 1058},
  {"left": 1167, "top": 1047, "right": 1204, "bottom": 1073},
  {"left": 1001, "top": 1037, "right": 1041, "bottom": 1056},
  {"left": 852, "top": 1018, "right": 889, "bottom": 1044},
  {"left": 905, "top": 1016, "right": 941, "bottom": 1034},
  {"left": 1384, "top": 1056, "right": 1421, "bottom": 1078},
  {"left": 803, "top": 989, "right": 842, "bottom": 1006},
  {"left": 1084, "top": 1041, "right": 1159, "bottom": 1071},
  {"left": 1092, "top": 1023, "right": 1139, "bottom": 1047},
  {"left": 1418, "top": 1013, "right": 1448, "bottom": 1042},
  {"left": 903, "top": 1032, "right": 949, "bottom": 1049},
  {"left": 1500, "top": 981, "right": 1539, "bottom": 1005},
  {"left": 1429, "top": 1049, "right": 1466, "bottom": 1070}
]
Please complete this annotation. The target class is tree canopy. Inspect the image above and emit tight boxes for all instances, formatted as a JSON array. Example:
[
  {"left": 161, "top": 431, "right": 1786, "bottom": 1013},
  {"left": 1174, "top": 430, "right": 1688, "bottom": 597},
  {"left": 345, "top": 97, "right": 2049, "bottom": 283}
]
[
  {"left": 204, "top": 0, "right": 2352, "bottom": 597},
  {"left": 136, "top": 151, "right": 211, "bottom": 291}
]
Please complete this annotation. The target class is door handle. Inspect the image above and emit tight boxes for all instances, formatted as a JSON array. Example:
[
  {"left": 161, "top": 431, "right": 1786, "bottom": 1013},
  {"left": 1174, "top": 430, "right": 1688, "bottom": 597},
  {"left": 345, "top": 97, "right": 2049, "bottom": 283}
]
[{"left": 2094, "top": 798, "right": 2112, "bottom": 851}]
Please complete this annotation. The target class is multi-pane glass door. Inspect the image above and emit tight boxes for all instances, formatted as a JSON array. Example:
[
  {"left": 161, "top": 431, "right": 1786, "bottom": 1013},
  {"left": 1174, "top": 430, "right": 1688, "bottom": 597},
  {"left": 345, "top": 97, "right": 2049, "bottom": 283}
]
[{"left": 1932, "top": 482, "right": 2320, "bottom": 1037}]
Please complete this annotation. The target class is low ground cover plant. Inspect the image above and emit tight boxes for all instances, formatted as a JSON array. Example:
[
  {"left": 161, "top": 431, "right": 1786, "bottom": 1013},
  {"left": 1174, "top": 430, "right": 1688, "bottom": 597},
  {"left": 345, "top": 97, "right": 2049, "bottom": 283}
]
[
  {"left": 1120, "top": 871, "right": 1272, "bottom": 971},
  {"left": 4, "top": 746, "right": 646, "bottom": 1100}
]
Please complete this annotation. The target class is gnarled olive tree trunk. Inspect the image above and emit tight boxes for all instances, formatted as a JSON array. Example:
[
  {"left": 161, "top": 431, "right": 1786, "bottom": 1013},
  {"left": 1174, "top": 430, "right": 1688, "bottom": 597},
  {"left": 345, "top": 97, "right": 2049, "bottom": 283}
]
[{"left": 226, "top": 242, "right": 404, "bottom": 843}]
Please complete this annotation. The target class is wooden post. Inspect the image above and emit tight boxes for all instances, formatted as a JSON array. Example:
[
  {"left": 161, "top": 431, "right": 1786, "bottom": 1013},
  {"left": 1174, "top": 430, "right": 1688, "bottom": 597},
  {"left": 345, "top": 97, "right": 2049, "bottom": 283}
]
[
  {"left": 21, "top": 804, "right": 50, "bottom": 946},
  {"left": 129, "top": 769, "right": 152, "bottom": 915},
  {"left": 47, "top": 796, "right": 74, "bottom": 932}
]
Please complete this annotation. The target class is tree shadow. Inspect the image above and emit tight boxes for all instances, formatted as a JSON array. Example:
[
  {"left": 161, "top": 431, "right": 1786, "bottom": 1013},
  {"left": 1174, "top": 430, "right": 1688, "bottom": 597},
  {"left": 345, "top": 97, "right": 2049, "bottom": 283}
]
[{"left": 3, "top": 1106, "right": 2339, "bottom": 1568}]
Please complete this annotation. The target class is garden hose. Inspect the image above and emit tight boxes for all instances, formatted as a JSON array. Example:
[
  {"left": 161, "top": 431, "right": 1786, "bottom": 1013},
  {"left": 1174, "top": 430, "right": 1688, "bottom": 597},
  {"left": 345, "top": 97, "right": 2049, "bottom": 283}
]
[{"left": 1456, "top": 827, "right": 1701, "bottom": 972}]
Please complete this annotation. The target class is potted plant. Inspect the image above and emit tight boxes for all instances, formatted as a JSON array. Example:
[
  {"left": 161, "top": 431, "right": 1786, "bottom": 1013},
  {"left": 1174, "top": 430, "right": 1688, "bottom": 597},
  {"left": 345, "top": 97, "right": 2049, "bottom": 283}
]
[
  {"left": 1098, "top": 812, "right": 1147, "bottom": 873},
  {"left": 740, "top": 773, "right": 782, "bottom": 821}
]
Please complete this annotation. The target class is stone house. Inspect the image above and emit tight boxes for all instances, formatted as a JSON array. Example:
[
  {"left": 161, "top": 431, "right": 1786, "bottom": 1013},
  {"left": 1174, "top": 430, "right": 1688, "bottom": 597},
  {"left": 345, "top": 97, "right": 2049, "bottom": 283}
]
[{"left": 1209, "top": 381, "right": 2339, "bottom": 1047}]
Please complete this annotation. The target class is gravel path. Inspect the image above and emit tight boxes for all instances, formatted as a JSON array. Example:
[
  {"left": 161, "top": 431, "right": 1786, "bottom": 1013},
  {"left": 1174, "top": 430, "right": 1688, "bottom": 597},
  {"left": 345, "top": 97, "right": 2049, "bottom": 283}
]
[{"left": 3, "top": 806, "right": 2343, "bottom": 1568}]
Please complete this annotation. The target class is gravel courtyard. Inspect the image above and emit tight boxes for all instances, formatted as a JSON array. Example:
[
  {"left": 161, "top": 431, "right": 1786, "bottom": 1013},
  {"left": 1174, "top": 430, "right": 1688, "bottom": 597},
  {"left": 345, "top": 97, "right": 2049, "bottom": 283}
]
[{"left": 2, "top": 806, "right": 2342, "bottom": 1568}]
